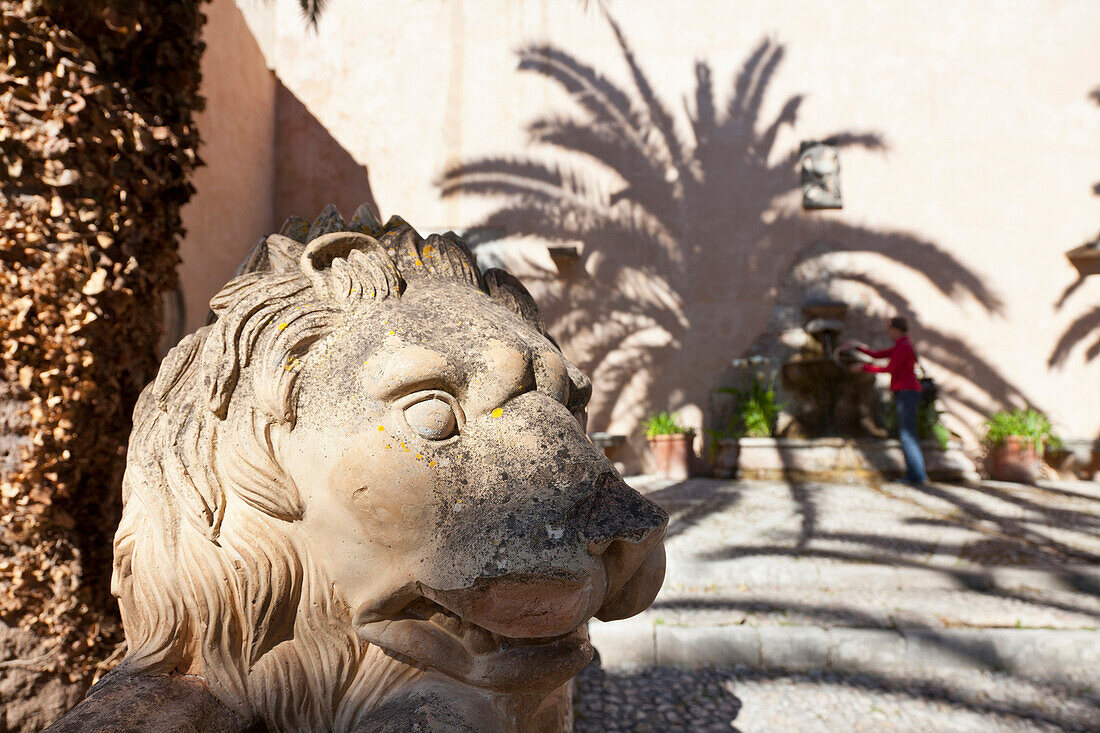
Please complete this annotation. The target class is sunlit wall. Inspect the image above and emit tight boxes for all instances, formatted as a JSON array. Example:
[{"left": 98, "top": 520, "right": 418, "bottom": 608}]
[{"left": 181, "top": 0, "right": 1100, "bottom": 470}]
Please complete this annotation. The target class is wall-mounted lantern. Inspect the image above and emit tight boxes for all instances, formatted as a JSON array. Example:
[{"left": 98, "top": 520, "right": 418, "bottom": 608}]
[
  {"left": 547, "top": 244, "right": 580, "bottom": 276},
  {"left": 800, "top": 141, "right": 842, "bottom": 210},
  {"left": 1065, "top": 237, "right": 1100, "bottom": 278}
]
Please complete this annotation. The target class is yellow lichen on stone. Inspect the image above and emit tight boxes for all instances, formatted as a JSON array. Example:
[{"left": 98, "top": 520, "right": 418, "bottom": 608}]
[{"left": 491, "top": 408, "right": 504, "bottom": 418}]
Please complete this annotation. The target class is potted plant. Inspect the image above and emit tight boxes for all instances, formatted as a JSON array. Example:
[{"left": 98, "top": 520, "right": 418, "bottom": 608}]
[
  {"left": 983, "top": 408, "right": 1061, "bottom": 483},
  {"left": 708, "top": 375, "right": 784, "bottom": 478},
  {"left": 643, "top": 411, "right": 694, "bottom": 479}
]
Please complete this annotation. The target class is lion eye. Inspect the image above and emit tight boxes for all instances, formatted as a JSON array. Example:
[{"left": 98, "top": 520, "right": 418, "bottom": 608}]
[{"left": 403, "top": 397, "right": 458, "bottom": 440}]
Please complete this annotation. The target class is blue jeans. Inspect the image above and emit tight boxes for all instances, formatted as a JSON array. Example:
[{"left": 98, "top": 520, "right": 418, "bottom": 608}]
[{"left": 895, "top": 390, "right": 927, "bottom": 484}]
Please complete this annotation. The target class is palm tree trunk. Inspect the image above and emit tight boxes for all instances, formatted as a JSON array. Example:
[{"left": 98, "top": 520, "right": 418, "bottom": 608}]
[{"left": 0, "top": 2, "right": 206, "bottom": 728}]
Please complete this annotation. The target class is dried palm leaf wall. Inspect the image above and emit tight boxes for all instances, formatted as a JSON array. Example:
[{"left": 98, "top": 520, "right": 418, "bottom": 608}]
[{"left": 0, "top": 0, "right": 206, "bottom": 724}]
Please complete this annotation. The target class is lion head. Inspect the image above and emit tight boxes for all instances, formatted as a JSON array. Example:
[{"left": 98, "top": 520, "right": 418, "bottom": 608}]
[{"left": 109, "top": 206, "right": 667, "bottom": 731}]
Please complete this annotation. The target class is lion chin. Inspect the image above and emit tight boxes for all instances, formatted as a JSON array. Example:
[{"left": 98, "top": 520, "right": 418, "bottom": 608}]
[
  {"left": 357, "top": 595, "right": 596, "bottom": 694},
  {"left": 47, "top": 206, "right": 667, "bottom": 733},
  {"left": 356, "top": 529, "right": 667, "bottom": 699}
]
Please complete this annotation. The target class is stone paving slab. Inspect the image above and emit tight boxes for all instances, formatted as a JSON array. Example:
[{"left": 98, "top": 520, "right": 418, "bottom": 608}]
[
  {"left": 590, "top": 476, "right": 1100, "bottom": 683},
  {"left": 632, "top": 477, "right": 1100, "bottom": 630},
  {"left": 645, "top": 587, "right": 1100, "bottom": 630},
  {"left": 589, "top": 620, "right": 1100, "bottom": 684},
  {"left": 635, "top": 477, "right": 1100, "bottom": 566},
  {"left": 663, "top": 557, "right": 1100, "bottom": 592},
  {"left": 583, "top": 476, "right": 1100, "bottom": 730}
]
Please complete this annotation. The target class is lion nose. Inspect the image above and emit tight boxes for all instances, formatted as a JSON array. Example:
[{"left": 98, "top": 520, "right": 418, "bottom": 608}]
[
  {"left": 569, "top": 473, "right": 668, "bottom": 620},
  {"left": 575, "top": 472, "right": 667, "bottom": 556}
]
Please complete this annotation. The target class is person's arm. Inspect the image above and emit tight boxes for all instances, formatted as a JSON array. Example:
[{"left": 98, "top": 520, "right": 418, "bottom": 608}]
[
  {"left": 862, "top": 364, "right": 888, "bottom": 373},
  {"left": 858, "top": 345, "right": 894, "bottom": 359}
]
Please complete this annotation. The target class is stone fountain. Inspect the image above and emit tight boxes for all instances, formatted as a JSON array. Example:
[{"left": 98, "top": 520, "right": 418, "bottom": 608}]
[
  {"left": 713, "top": 297, "right": 978, "bottom": 483},
  {"left": 779, "top": 298, "right": 885, "bottom": 439}
]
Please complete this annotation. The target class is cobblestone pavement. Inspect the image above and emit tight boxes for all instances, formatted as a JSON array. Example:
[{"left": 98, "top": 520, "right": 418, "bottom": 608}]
[
  {"left": 633, "top": 476, "right": 1100, "bottom": 571},
  {"left": 573, "top": 660, "right": 1100, "bottom": 732},
  {"left": 631, "top": 477, "right": 1100, "bottom": 631},
  {"left": 574, "top": 477, "right": 1100, "bottom": 731}
]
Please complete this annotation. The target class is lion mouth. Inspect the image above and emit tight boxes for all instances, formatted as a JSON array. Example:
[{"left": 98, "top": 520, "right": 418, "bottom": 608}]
[{"left": 355, "top": 596, "right": 593, "bottom": 692}]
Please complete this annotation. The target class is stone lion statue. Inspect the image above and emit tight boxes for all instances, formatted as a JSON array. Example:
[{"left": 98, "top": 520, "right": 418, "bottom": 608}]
[{"left": 49, "top": 206, "right": 667, "bottom": 732}]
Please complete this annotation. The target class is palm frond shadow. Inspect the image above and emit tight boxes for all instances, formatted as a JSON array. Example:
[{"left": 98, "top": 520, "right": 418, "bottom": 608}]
[
  {"left": 806, "top": 264, "right": 1032, "bottom": 427},
  {"left": 440, "top": 12, "right": 1019, "bottom": 439},
  {"left": 1049, "top": 308, "right": 1100, "bottom": 367},
  {"left": 581, "top": 477, "right": 1100, "bottom": 730},
  {"left": 1049, "top": 265, "right": 1100, "bottom": 368},
  {"left": 1048, "top": 86, "right": 1100, "bottom": 367}
]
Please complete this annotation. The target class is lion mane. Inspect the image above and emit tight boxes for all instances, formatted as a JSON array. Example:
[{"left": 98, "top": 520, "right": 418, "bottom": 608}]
[{"left": 111, "top": 206, "right": 543, "bottom": 731}]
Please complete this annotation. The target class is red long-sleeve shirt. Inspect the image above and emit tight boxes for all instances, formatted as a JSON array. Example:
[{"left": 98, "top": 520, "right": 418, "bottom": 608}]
[{"left": 858, "top": 336, "right": 921, "bottom": 392}]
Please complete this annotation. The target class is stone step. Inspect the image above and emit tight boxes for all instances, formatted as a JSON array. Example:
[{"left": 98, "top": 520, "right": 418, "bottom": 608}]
[
  {"left": 663, "top": 557, "right": 1100, "bottom": 594},
  {"left": 643, "top": 586, "right": 1100, "bottom": 631},
  {"left": 588, "top": 619, "right": 1100, "bottom": 685}
]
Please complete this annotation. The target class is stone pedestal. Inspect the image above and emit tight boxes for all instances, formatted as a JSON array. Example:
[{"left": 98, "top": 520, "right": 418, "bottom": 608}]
[{"left": 732, "top": 437, "right": 980, "bottom": 484}]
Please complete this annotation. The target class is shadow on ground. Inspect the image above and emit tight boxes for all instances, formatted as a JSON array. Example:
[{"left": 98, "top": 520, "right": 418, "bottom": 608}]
[
  {"left": 573, "top": 655, "right": 744, "bottom": 733},
  {"left": 574, "top": 655, "right": 1100, "bottom": 732},
  {"left": 705, "top": 477, "right": 1100, "bottom": 628},
  {"left": 613, "top": 476, "right": 1100, "bottom": 729}
]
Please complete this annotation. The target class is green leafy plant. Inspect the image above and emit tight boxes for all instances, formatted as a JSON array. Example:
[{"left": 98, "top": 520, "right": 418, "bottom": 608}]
[
  {"left": 983, "top": 408, "right": 1062, "bottom": 451},
  {"left": 712, "top": 374, "right": 784, "bottom": 440},
  {"left": 920, "top": 404, "right": 953, "bottom": 450},
  {"left": 643, "top": 411, "right": 691, "bottom": 438},
  {"left": 884, "top": 400, "right": 953, "bottom": 449}
]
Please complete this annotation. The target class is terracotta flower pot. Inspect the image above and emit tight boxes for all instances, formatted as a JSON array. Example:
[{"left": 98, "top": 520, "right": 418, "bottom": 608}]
[
  {"left": 989, "top": 435, "right": 1040, "bottom": 483},
  {"left": 648, "top": 433, "right": 694, "bottom": 480}
]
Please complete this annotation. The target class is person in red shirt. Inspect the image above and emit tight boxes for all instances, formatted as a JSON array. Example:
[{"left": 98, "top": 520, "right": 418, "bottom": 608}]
[{"left": 842, "top": 316, "right": 927, "bottom": 485}]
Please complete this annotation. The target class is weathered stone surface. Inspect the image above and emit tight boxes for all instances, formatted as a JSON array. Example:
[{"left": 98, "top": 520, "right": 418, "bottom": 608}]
[
  {"left": 799, "top": 141, "right": 842, "bottom": 209},
  {"left": 47, "top": 208, "right": 668, "bottom": 732},
  {"left": 0, "top": 622, "right": 87, "bottom": 733},
  {"left": 42, "top": 672, "right": 246, "bottom": 733},
  {"left": 734, "top": 437, "right": 979, "bottom": 483}
]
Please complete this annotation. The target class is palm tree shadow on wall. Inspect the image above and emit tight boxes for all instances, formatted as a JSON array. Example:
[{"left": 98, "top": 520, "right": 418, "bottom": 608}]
[
  {"left": 1047, "top": 86, "right": 1100, "bottom": 371},
  {"left": 441, "top": 11, "right": 1030, "bottom": 451},
  {"left": 1049, "top": 283, "right": 1100, "bottom": 367}
]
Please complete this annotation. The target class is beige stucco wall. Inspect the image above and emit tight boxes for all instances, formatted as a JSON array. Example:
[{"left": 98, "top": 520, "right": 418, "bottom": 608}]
[
  {"left": 178, "top": 0, "right": 277, "bottom": 333},
  {"left": 185, "top": 0, "right": 1100, "bottom": 465}
]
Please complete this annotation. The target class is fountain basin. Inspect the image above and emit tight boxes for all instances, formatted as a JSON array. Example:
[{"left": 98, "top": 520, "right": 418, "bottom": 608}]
[{"left": 718, "top": 437, "right": 979, "bottom": 484}]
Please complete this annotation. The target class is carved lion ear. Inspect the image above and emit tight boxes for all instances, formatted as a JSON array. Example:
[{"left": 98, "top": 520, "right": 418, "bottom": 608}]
[
  {"left": 228, "top": 234, "right": 306, "bottom": 279},
  {"left": 300, "top": 231, "right": 403, "bottom": 303},
  {"left": 484, "top": 268, "right": 546, "bottom": 334},
  {"left": 264, "top": 234, "right": 306, "bottom": 273}
]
